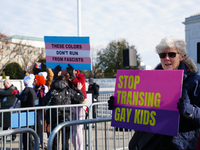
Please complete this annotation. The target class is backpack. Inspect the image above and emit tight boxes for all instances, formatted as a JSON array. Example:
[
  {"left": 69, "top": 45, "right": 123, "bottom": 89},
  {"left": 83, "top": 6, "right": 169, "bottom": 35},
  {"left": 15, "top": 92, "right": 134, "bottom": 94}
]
[
  {"left": 46, "top": 87, "right": 71, "bottom": 121},
  {"left": 48, "top": 87, "right": 70, "bottom": 106}
]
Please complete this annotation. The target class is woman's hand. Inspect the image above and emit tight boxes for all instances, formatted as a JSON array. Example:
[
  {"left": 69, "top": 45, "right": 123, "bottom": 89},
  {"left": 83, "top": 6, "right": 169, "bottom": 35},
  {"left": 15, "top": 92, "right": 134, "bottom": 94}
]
[{"left": 77, "top": 82, "right": 83, "bottom": 90}]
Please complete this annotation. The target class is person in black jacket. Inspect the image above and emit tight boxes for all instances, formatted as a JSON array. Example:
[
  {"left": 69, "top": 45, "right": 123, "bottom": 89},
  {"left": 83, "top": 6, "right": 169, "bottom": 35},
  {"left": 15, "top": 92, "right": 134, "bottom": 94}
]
[
  {"left": 88, "top": 78, "right": 99, "bottom": 100},
  {"left": 88, "top": 78, "right": 99, "bottom": 119},
  {"left": 12, "top": 74, "right": 36, "bottom": 150},
  {"left": 43, "top": 75, "right": 84, "bottom": 150},
  {"left": 0, "top": 79, "right": 17, "bottom": 141}
]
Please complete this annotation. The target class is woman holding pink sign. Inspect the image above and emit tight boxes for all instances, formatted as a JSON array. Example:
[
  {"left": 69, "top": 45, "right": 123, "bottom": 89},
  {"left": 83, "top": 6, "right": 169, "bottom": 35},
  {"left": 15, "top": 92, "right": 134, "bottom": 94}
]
[{"left": 109, "top": 36, "right": 200, "bottom": 150}]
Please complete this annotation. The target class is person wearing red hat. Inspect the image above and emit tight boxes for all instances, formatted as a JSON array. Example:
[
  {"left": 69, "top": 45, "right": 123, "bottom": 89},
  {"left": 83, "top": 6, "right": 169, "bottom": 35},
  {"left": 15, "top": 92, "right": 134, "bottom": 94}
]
[
  {"left": 34, "top": 74, "right": 49, "bottom": 149},
  {"left": 66, "top": 64, "right": 87, "bottom": 150}
]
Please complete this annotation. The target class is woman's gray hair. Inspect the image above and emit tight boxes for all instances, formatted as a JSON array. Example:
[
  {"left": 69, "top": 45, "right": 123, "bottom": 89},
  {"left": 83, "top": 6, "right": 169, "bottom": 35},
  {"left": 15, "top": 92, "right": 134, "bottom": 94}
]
[
  {"left": 4, "top": 79, "right": 11, "bottom": 87},
  {"left": 155, "top": 36, "right": 187, "bottom": 57}
]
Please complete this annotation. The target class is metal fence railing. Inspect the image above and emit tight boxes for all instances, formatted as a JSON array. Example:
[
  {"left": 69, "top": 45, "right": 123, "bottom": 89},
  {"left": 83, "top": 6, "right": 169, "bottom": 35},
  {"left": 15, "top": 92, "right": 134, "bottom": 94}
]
[
  {"left": 48, "top": 118, "right": 111, "bottom": 150},
  {"left": 0, "top": 104, "right": 89, "bottom": 150},
  {"left": 0, "top": 92, "right": 134, "bottom": 150},
  {"left": 47, "top": 117, "right": 134, "bottom": 150},
  {"left": 0, "top": 128, "right": 39, "bottom": 150}
]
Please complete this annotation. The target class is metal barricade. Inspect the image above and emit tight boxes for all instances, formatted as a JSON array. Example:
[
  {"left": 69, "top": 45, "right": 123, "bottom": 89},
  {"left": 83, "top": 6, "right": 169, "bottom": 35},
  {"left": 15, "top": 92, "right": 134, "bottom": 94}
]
[
  {"left": 0, "top": 92, "right": 134, "bottom": 150},
  {"left": 0, "top": 104, "right": 89, "bottom": 150},
  {"left": 88, "top": 102, "right": 134, "bottom": 150},
  {"left": 47, "top": 116, "right": 134, "bottom": 150},
  {"left": 48, "top": 118, "right": 111, "bottom": 150},
  {"left": 0, "top": 128, "right": 39, "bottom": 150}
]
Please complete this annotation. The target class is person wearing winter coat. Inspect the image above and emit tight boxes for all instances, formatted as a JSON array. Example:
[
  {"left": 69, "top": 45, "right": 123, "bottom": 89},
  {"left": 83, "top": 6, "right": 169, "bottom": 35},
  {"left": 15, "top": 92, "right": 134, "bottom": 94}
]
[
  {"left": 43, "top": 75, "right": 84, "bottom": 150},
  {"left": 12, "top": 74, "right": 36, "bottom": 150},
  {"left": 34, "top": 75, "right": 49, "bottom": 106},
  {"left": 39, "top": 68, "right": 54, "bottom": 90},
  {"left": 88, "top": 78, "right": 99, "bottom": 100},
  {"left": 66, "top": 64, "right": 87, "bottom": 102},
  {"left": 108, "top": 36, "right": 200, "bottom": 150},
  {"left": 66, "top": 64, "right": 87, "bottom": 150},
  {"left": 34, "top": 74, "right": 49, "bottom": 148},
  {"left": 39, "top": 68, "right": 54, "bottom": 137},
  {"left": 0, "top": 79, "right": 17, "bottom": 140},
  {"left": 88, "top": 78, "right": 99, "bottom": 119}
]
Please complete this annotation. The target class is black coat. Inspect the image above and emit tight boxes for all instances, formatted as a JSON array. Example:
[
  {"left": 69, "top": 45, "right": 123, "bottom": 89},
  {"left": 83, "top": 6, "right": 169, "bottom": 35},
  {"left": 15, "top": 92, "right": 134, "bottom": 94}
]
[
  {"left": 0, "top": 85, "right": 18, "bottom": 108},
  {"left": 15, "top": 87, "right": 36, "bottom": 108},
  {"left": 44, "top": 79, "right": 84, "bottom": 106},
  {"left": 0, "top": 85, "right": 18, "bottom": 128},
  {"left": 44, "top": 79, "right": 84, "bottom": 123},
  {"left": 88, "top": 83, "right": 99, "bottom": 100}
]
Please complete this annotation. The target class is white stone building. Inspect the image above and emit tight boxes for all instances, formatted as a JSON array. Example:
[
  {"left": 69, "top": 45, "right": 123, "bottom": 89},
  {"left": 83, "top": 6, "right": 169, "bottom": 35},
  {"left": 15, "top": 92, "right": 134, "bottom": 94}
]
[
  {"left": 0, "top": 35, "right": 45, "bottom": 73},
  {"left": 183, "top": 13, "right": 200, "bottom": 74}
]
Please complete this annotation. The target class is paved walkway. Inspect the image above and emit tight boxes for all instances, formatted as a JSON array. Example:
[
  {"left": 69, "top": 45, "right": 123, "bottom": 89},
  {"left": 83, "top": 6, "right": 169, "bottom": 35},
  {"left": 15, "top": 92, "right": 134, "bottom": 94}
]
[
  {"left": 0, "top": 135, "right": 20, "bottom": 150},
  {"left": 0, "top": 122, "right": 133, "bottom": 150}
]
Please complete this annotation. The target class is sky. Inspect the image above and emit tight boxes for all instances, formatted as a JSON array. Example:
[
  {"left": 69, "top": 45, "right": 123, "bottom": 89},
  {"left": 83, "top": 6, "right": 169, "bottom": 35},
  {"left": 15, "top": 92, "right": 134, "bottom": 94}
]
[{"left": 0, "top": 0, "right": 200, "bottom": 69}]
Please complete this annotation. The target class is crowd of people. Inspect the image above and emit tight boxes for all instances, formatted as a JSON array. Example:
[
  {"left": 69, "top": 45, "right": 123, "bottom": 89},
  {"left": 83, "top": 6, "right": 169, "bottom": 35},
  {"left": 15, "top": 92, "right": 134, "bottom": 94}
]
[
  {"left": 2, "top": 35, "right": 200, "bottom": 150},
  {"left": 0, "top": 64, "right": 99, "bottom": 150}
]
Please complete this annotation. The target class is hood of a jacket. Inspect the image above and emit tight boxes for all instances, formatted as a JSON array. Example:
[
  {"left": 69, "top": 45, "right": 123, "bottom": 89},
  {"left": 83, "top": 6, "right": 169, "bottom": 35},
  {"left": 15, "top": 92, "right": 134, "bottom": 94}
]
[
  {"left": 52, "top": 80, "right": 68, "bottom": 90},
  {"left": 75, "top": 70, "right": 81, "bottom": 77}
]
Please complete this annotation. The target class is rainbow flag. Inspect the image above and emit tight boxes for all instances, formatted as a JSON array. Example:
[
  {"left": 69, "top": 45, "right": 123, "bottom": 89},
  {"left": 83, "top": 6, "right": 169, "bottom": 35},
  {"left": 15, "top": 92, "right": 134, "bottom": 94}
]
[{"left": 35, "top": 62, "right": 41, "bottom": 69}]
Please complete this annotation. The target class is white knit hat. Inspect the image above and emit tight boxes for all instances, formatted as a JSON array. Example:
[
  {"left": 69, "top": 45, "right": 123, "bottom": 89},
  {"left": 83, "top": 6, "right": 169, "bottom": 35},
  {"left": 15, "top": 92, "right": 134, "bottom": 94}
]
[
  {"left": 23, "top": 74, "right": 35, "bottom": 86},
  {"left": 38, "top": 72, "right": 47, "bottom": 80}
]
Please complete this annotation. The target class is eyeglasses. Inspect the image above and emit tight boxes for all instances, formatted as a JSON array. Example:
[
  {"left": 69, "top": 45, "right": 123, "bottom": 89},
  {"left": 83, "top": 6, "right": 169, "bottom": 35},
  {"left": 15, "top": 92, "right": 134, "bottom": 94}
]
[{"left": 159, "top": 52, "right": 179, "bottom": 58}]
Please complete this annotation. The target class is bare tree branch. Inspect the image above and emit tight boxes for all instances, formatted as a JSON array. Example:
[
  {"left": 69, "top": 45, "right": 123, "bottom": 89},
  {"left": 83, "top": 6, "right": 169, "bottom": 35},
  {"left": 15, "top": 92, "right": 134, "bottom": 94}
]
[{"left": 0, "top": 34, "right": 45, "bottom": 74}]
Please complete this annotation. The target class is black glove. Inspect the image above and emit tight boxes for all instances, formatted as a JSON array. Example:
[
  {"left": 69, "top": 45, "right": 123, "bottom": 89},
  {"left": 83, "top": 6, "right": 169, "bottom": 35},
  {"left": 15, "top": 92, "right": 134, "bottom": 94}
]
[
  {"left": 177, "top": 98, "right": 193, "bottom": 115},
  {"left": 42, "top": 62, "right": 46, "bottom": 69},
  {"left": 108, "top": 96, "right": 114, "bottom": 110},
  {"left": 66, "top": 64, "right": 75, "bottom": 80},
  {"left": 53, "top": 65, "right": 62, "bottom": 79}
]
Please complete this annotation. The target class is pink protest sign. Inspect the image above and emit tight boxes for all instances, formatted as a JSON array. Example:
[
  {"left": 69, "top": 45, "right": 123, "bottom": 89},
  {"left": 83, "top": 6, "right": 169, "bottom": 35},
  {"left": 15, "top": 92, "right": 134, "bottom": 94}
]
[{"left": 111, "top": 70, "right": 183, "bottom": 136}]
